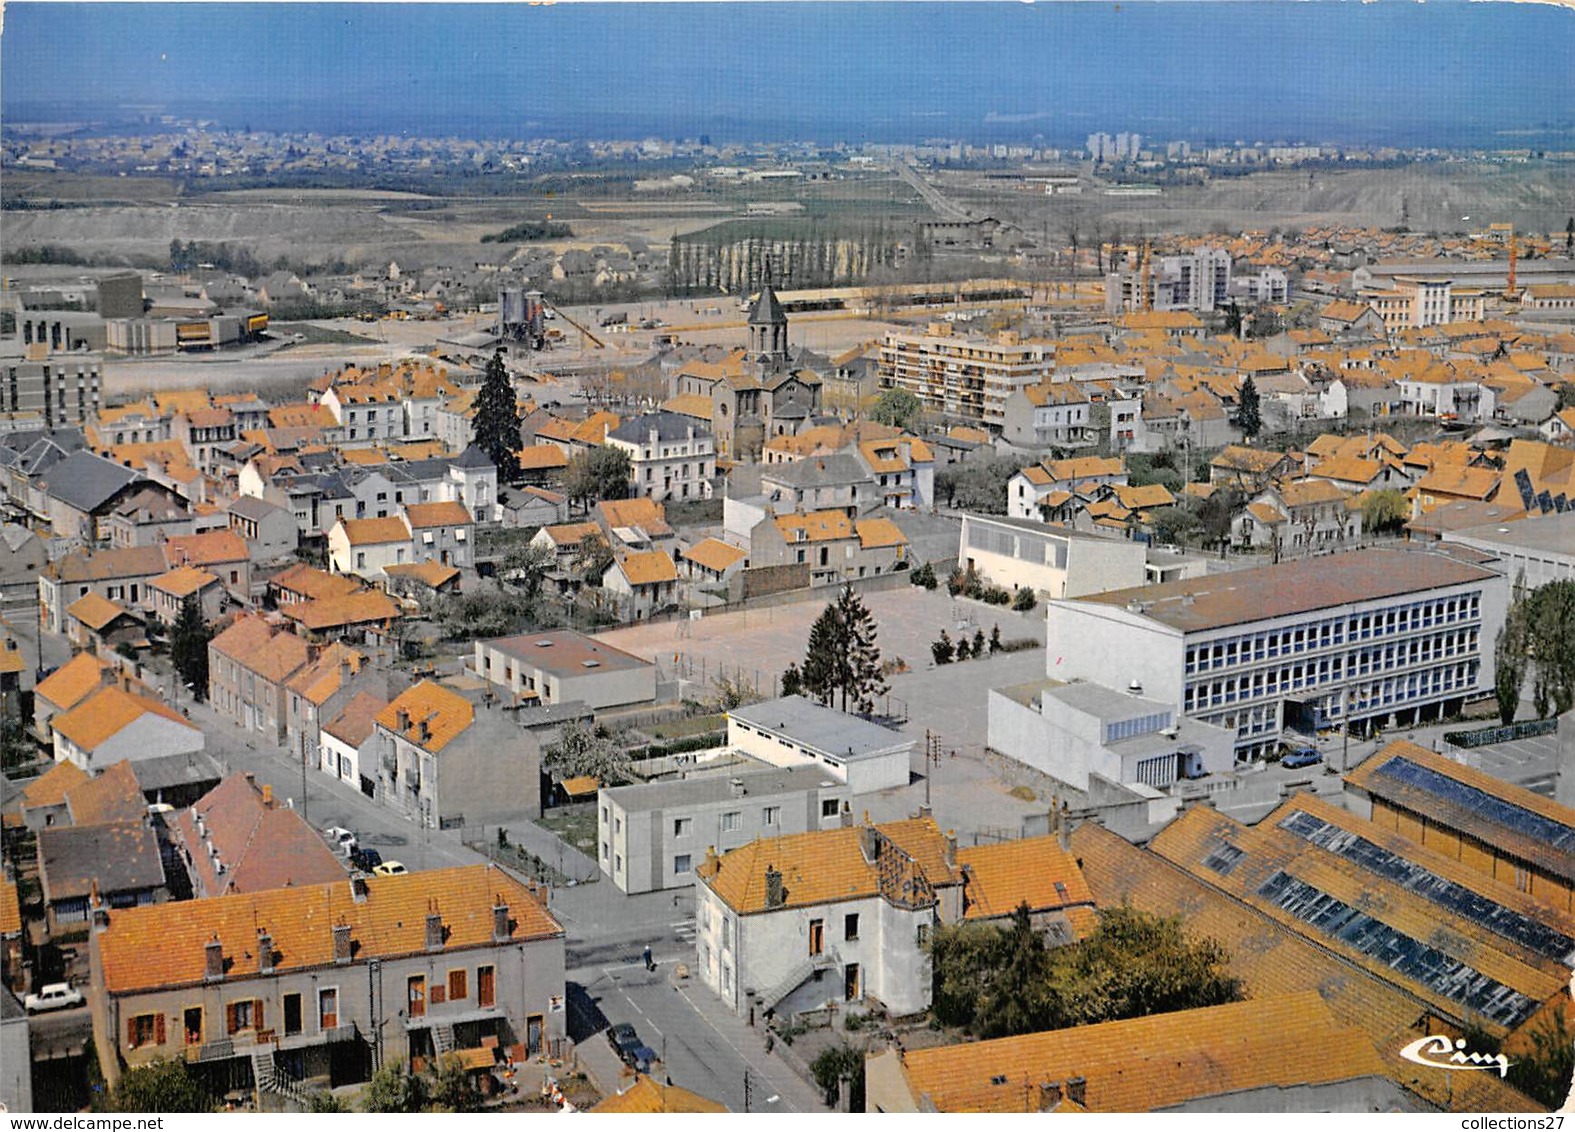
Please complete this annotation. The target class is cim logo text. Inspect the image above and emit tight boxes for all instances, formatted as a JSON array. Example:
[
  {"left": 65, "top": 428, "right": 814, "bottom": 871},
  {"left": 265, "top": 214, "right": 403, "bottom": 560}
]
[{"left": 1399, "top": 1034, "right": 1513, "bottom": 1078}]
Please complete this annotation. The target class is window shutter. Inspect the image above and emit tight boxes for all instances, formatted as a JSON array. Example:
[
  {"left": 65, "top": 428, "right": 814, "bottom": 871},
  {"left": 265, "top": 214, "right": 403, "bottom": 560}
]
[
  {"left": 254, "top": 999, "right": 264, "bottom": 1030},
  {"left": 227, "top": 1003, "right": 239, "bottom": 1035},
  {"left": 126, "top": 1016, "right": 138, "bottom": 1046},
  {"left": 154, "top": 1013, "right": 166, "bottom": 1046},
  {"left": 430, "top": 985, "right": 446, "bottom": 1005}
]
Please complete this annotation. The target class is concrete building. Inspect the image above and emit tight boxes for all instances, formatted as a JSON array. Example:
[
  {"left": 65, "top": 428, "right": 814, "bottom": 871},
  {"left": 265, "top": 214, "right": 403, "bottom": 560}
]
[
  {"left": 726, "top": 696, "right": 913, "bottom": 794},
  {"left": 989, "top": 679, "right": 1236, "bottom": 792},
  {"left": 87, "top": 865, "right": 566, "bottom": 1092},
  {"left": 0, "top": 991, "right": 32, "bottom": 1113},
  {"left": 1441, "top": 512, "right": 1575, "bottom": 589},
  {"left": 51, "top": 685, "right": 205, "bottom": 770},
  {"left": 1000, "top": 382, "right": 1093, "bottom": 449},
  {"left": 878, "top": 324, "right": 1057, "bottom": 430},
  {"left": 959, "top": 514, "right": 1148, "bottom": 599},
  {"left": 1361, "top": 276, "right": 1486, "bottom": 332},
  {"left": 471, "top": 630, "right": 656, "bottom": 711},
  {"left": 605, "top": 412, "right": 716, "bottom": 503},
  {"left": 1106, "top": 248, "right": 1233, "bottom": 315},
  {"left": 0, "top": 347, "right": 102, "bottom": 427},
  {"left": 207, "top": 615, "right": 311, "bottom": 743},
  {"left": 747, "top": 510, "right": 909, "bottom": 587},
  {"left": 694, "top": 818, "right": 963, "bottom": 1018},
  {"left": 598, "top": 765, "right": 853, "bottom": 894},
  {"left": 1045, "top": 547, "right": 1508, "bottom": 760}
]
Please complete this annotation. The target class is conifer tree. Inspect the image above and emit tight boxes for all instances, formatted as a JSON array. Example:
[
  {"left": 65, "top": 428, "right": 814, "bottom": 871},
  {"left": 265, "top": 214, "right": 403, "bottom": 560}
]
[
  {"left": 471, "top": 350, "right": 521, "bottom": 480},
  {"left": 170, "top": 594, "right": 212, "bottom": 702}
]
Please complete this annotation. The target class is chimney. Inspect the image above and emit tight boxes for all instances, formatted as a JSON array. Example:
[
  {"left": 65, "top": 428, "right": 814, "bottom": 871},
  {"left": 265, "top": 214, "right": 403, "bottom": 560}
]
[
  {"left": 332, "top": 921, "right": 353, "bottom": 964},
  {"left": 943, "top": 830, "right": 957, "bottom": 869},
  {"left": 492, "top": 896, "right": 510, "bottom": 942},
  {"left": 90, "top": 880, "right": 109, "bottom": 934},
  {"left": 764, "top": 865, "right": 785, "bottom": 909},
  {"left": 261, "top": 783, "right": 273, "bottom": 808},
  {"left": 257, "top": 928, "right": 274, "bottom": 974},
  {"left": 1057, "top": 801, "right": 1072, "bottom": 852},
  {"left": 1066, "top": 1077, "right": 1087, "bottom": 1107},
  {"left": 839, "top": 802, "right": 853, "bottom": 829},
  {"left": 858, "top": 826, "right": 879, "bottom": 864},
  {"left": 396, "top": 708, "right": 411, "bottom": 731},
  {"left": 425, "top": 903, "right": 445, "bottom": 951},
  {"left": 204, "top": 934, "right": 225, "bottom": 981},
  {"left": 729, "top": 778, "right": 745, "bottom": 798},
  {"left": 704, "top": 845, "right": 719, "bottom": 873},
  {"left": 339, "top": 654, "right": 353, "bottom": 684},
  {"left": 1038, "top": 1082, "right": 1064, "bottom": 1111},
  {"left": 417, "top": 719, "right": 431, "bottom": 744}
]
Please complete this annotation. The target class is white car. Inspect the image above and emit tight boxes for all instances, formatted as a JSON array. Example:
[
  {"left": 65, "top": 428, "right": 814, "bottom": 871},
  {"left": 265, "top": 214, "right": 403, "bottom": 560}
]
[
  {"left": 322, "top": 826, "right": 358, "bottom": 855},
  {"left": 372, "top": 861, "right": 408, "bottom": 877},
  {"left": 25, "top": 983, "right": 84, "bottom": 1014}
]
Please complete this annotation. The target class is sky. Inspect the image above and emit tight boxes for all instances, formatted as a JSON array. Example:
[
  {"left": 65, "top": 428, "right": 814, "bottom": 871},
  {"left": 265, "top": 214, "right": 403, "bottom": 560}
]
[{"left": 2, "top": 2, "right": 1573, "bottom": 147}]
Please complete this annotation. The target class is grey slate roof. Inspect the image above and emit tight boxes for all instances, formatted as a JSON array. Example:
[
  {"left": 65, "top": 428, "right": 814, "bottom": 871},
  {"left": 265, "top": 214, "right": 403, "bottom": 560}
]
[
  {"left": 37, "top": 450, "right": 143, "bottom": 513},
  {"left": 227, "top": 494, "right": 287, "bottom": 521},
  {"left": 747, "top": 284, "right": 787, "bottom": 326},
  {"left": 453, "top": 444, "right": 495, "bottom": 469},
  {"left": 762, "top": 452, "right": 869, "bottom": 490},
  {"left": 39, "top": 821, "right": 165, "bottom": 900},
  {"left": 607, "top": 412, "right": 712, "bottom": 444}
]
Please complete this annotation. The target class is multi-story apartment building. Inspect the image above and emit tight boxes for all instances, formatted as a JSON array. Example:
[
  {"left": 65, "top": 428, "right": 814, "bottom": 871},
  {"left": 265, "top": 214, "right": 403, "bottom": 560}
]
[
  {"left": 604, "top": 412, "right": 716, "bottom": 503},
  {"left": 1044, "top": 547, "right": 1508, "bottom": 760},
  {"left": 1105, "top": 249, "right": 1233, "bottom": 314},
  {"left": 1361, "top": 276, "right": 1487, "bottom": 332},
  {"left": 878, "top": 325, "right": 1056, "bottom": 431},
  {"left": 0, "top": 347, "right": 102, "bottom": 427},
  {"left": 87, "top": 865, "right": 566, "bottom": 1092}
]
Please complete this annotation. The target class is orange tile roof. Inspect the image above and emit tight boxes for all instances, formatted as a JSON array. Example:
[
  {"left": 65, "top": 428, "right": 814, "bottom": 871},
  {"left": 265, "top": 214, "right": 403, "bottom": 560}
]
[
  {"left": 0, "top": 637, "right": 24, "bottom": 676},
  {"left": 323, "top": 690, "right": 388, "bottom": 748},
  {"left": 51, "top": 685, "right": 197, "bottom": 753},
  {"left": 404, "top": 500, "right": 472, "bottom": 529},
  {"left": 955, "top": 835, "right": 1095, "bottom": 922},
  {"left": 0, "top": 879, "right": 19, "bottom": 936},
  {"left": 20, "top": 759, "right": 90, "bottom": 809},
  {"left": 269, "top": 563, "right": 363, "bottom": 603},
  {"left": 1277, "top": 479, "right": 1350, "bottom": 508},
  {"left": 150, "top": 565, "right": 219, "bottom": 599},
  {"left": 855, "top": 517, "right": 908, "bottom": 550},
  {"left": 698, "top": 818, "right": 962, "bottom": 915},
  {"left": 209, "top": 614, "right": 311, "bottom": 683},
  {"left": 774, "top": 509, "right": 853, "bottom": 543},
  {"left": 1308, "top": 455, "right": 1385, "bottom": 485},
  {"left": 64, "top": 760, "right": 146, "bottom": 825},
  {"left": 596, "top": 497, "right": 667, "bottom": 530},
  {"left": 1113, "top": 483, "right": 1174, "bottom": 511},
  {"left": 1044, "top": 455, "right": 1124, "bottom": 482},
  {"left": 340, "top": 516, "right": 411, "bottom": 546},
  {"left": 162, "top": 529, "right": 248, "bottom": 567},
  {"left": 281, "top": 589, "right": 402, "bottom": 632},
  {"left": 516, "top": 444, "right": 569, "bottom": 471},
  {"left": 592, "top": 1076, "right": 727, "bottom": 1114},
  {"left": 1415, "top": 465, "right": 1500, "bottom": 501},
  {"left": 376, "top": 680, "right": 475, "bottom": 754},
  {"left": 537, "top": 521, "right": 600, "bottom": 548},
  {"left": 382, "top": 560, "right": 461, "bottom": 588},
  {"left": 96, "top": 864, "right": 561, "bottom": 993},
  {"left": 615, "top": 549, "right": 678, "bottom": 586},
  {"left": 893, "top": 992, "right": 1387, "bottom": 1113},
  {"left": 284, "top": 642, "right": 365, "bottom": 706},
  {"left": 1210, "top": 445, "right": 1287, "bottom": 474},
  {"left": 660, "top": 393, "right": 717, "bottom": 422},
  {"left": 66, "top": 591, "right": 132, "bottom": 632},
  {"left": 682, "top": 538, "right": 747, "bottom": 573}
]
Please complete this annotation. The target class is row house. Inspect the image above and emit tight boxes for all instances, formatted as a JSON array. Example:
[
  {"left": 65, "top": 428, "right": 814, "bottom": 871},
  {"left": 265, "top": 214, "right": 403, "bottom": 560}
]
[
  {"left": 171, "top": 407, "right": 238, "bottom": 472},
  {"left": 318, "top": 382, "right": 404, "bottom": 447},
  {"left": 326, "top": 501, "right": 474, "bottom": 581},
  {"left": 1007, "top": 455, "right": 1128, "bottom": 521},
  {"left": 601, "top": 549, "right": 679, "bottom": 621},
  {"left": 207, "top": 614, "right": 312, "bottom": 743},
  {"left": 603, "top": 412, "right": 716, "bottom": 503},
  {"left": 88, "top": 865, "right": 566, "bottom": 1093},
  {"left": 747, "top": 509, "right": 909, "bottom": 586},
  {"left": 105, "top": 485, "right": 195, "bottom": 548},
  {"left": 226, "top": 494, "right": 298, "bottom": 562}
]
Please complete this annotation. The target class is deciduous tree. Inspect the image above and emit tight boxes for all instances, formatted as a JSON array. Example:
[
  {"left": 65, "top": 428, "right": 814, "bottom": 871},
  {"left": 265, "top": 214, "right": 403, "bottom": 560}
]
[
  {"left": 564, "top": 446, "right": 631, "bottom": 509},
  {"left": 542, "top": 720, "right": 632, "bottom": 786},
  {"left": 868, "top": 388, "right": 921, "bottom": 430},
  {"left": 105, "top": 1058, "right": 211, "bottom": 1113}
]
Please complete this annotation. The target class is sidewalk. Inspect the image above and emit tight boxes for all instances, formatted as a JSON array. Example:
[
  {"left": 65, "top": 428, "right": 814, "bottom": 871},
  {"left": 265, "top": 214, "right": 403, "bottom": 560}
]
[{"left": 668, "top": 974, "right": 830, "bottom": 1113}]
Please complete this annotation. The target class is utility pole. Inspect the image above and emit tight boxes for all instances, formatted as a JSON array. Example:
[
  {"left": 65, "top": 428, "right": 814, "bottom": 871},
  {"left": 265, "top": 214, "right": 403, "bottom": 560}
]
[
  {"left": 743, "top": 1068, "right": 753, "bottom": 1113},
  {"left": 924, "top": 730, "right": 942, "bottom": 808}
]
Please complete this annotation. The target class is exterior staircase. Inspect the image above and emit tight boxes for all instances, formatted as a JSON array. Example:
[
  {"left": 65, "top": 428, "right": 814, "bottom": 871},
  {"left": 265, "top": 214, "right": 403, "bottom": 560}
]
[
  {"left": 251, "top": 1049, "right": 311, "bottom": 1109},
  {"left": 759, "top": 948, "right": 840, "bottom": 1012},
  {"left": 432, "top": 1022, "right": 456, "bottom": 1055}
]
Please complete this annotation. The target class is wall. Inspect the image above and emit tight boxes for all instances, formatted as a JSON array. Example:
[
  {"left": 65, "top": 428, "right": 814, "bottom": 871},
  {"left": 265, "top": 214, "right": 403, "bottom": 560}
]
[{"left": 1044, "top": 602, "right": 1185, "bottom": 707}]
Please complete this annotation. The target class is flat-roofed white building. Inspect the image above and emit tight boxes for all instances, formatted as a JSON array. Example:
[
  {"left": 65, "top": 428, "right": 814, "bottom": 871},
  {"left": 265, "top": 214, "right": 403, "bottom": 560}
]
[
  {"left": 598, "top": 764, "right": 851, "bottom": 894},
  {"left": 727, "top": 695, "right": 913, "bottom": 793},
  {"left": 960, "top": 513, "right": 1147, "bottom": 599},
  {"left": 1044, "top": 547, "right": 1508, "bottom": 760},
  {"left": 471, "top": 630, "right": 656, "bottom": 710},
  {"left": 1441, "top": 512, "right": 1575, "bottom": 590}
]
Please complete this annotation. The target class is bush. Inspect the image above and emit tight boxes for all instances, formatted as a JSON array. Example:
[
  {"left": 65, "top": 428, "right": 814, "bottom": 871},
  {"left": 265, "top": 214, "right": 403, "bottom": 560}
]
[
  {"left": 931, "top": 631, "right": 955, "bottom": 665},
  {"left": 810, "top": 1044, "right": 865, "bottom": 1109},
  {"left": 982, "top": 585, "right": 1012, "bottom": 605},
  {"left": 996, "top": 637, "right": 1041, "bottom": 654},
  {"left": 910, "top": 562, "right": 938, "bottom": 590},
  {"left": 1012, "top": 587, "right": 1038, "bottom": 612}
]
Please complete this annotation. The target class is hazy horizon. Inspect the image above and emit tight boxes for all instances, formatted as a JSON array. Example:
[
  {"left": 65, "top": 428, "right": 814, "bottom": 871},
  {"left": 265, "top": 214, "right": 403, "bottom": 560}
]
[{"left": 4, "top": 2, "right": 1574, "bottom": 148}]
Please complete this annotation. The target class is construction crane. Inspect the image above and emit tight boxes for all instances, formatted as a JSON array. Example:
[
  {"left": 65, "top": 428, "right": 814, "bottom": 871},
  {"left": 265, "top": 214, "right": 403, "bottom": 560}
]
[
  {"left": 1140, "top": 241, "right": 1153, "bottom": 312},
  {"left": 538, "top": 297, "right": 606, "bottom": 350}
]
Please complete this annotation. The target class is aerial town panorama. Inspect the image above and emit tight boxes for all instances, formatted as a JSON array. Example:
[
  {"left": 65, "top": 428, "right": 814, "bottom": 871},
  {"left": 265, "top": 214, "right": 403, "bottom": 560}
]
[{"left": 0, "top": 0, "right": 1573, "bottom": 1118}]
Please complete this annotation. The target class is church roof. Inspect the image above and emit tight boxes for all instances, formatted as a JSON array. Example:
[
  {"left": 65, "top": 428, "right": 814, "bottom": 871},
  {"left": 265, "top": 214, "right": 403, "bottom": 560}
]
[{"left": 747, "top": 284, "right": 787, "bottom": 326}]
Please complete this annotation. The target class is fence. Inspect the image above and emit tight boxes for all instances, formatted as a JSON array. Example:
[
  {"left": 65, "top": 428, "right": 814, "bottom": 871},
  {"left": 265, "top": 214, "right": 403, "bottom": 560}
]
[{"left": 1443, "top": 718, "right": 1557, "bottom": 749}]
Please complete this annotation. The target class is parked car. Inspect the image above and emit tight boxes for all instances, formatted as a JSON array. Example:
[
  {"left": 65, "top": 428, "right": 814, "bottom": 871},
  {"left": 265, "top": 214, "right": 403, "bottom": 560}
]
[
  {"left": 322, "top": 826, "right": 358, "bottom": 855},
  {"left": 1281, "top": 747, "right": 1323, "bottom": 770},
  {"left": 372, "top": 861, "right": 408, "bottom": 877},
  {"left": 25, "top": 983, "right": 84, "bottom": 1014},
  {"left": 349, "top": 846, "right": 383, "bottom": 872},
  {"left": 607, "top": 1023, "right": 642, "bottom": 1065}
]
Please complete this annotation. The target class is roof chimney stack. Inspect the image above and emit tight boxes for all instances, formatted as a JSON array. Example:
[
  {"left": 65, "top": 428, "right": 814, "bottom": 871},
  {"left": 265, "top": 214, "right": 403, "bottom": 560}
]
[
  {"left": 764, "top": 865, "right": 785, "bottom": 909},
  {"left": 204, "top": 934, "right": 225, "bottom": 981},
  {"left": 332, "top": 921, "right": 353, "bottom": 964},
  {"left": 425, "top": 903, "right": 445, "bottom": 951},
  {"left": 257, "top": 928, "right": 274, "bottom": 974},
  {"left": 492, "top": 896, "right": 510, "bottom": 942}
]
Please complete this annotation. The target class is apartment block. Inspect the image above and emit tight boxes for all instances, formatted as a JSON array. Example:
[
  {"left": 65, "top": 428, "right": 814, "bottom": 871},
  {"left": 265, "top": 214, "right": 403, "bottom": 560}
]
[{"left": 878, "top": 325, "right": 1056, "bottom": 430}]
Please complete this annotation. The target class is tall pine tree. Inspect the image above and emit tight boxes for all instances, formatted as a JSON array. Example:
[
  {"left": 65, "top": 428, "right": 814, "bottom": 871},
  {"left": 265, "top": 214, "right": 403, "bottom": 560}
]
[
  {"left": 796, "top": 586, "right": 888, "bottom": 714},
  {"left": 170, "top": 594, "right": 213, "bottom": 702},
  {"left": 472, "top": 350, "right": 522, "bottom": 481},
  {"left": 1237, "top": 375, "right": 1263, "bottom": 438}
]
